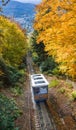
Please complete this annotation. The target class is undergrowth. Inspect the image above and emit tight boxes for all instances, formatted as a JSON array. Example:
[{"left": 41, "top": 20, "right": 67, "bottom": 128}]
[
  {"left": 10, "top": 85, "right": 23, "bottom": 96},
  {"left": 58, "top": 88, "right": 65, "bottom": 94},
  {"left": 49, "top": 79, "right": 59, "bottom": 88},
  {"left": 71, "top": 91, "right": 76, "bottom": 100},
  {"left": 0, "top": 94, "right": 21, "bottom": 130}
]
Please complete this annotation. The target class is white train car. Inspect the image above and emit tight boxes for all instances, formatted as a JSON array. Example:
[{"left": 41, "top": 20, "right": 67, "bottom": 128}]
[{"left": 30, "top": 74, "right": 49, "bottom": 102}]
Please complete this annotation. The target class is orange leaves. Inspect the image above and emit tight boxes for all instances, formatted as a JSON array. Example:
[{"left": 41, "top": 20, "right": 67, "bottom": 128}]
[{"left": 34, "top": 0, "right": 76, "bottom": 79}]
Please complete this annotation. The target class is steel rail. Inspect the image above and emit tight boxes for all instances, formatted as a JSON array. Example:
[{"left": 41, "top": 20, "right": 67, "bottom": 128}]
[{"left": 26, "top": 52, "right": 56, "bottom": 130}]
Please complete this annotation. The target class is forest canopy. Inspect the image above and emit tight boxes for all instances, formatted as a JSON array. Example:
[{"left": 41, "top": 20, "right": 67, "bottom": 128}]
[
  {"left": 0, "top": 16, "right": 27, "bottom": 66},
  {"left": 0, "top": 16, "right": 28, "bottom": 85},
  {"left": 34, "top": 0, "right": 76, "bottom": 79}
]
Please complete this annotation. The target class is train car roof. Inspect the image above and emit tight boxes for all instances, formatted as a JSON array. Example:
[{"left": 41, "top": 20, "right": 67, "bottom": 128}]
[{"left": 30, "top": 74, "right": 49, "bottom": 87}]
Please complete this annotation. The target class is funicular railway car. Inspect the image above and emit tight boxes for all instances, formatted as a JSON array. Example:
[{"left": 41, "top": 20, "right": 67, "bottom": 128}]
[{"left": 31, "top": 74, "right": 49, "bottom": 102}]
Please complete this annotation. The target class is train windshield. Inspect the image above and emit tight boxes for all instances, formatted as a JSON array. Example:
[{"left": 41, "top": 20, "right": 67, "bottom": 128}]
[
  {"left": 33, "top": 86, "right": 47, "bottom": 95},
  {"left": 34, "top": 87, "right": 40, "bottom": 95},
  {"left": 35, "top": 81, "right": 45, "bottom": 84},
  {"left": 40, "top": 87, "right": 47, "bottom": 94}
]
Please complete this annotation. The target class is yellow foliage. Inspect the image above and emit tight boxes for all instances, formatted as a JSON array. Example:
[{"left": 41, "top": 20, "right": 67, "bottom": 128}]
[
  {"left": 0, "top": 70, "right": 4, "bottom": 76},
  {"left": 34, "top": 0, "right": 76, "bottom": 79},
  {"left": 0, "top": 16, "right": 28, "bottom": 67}
]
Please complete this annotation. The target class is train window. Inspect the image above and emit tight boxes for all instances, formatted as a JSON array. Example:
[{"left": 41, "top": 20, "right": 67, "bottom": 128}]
[
  {"left": 33, "top": 74, "right": 41, "bottom": 78},
  {"left": 40, "top": 87, "right": 47, "bottom": 94},
  {"left": 35, "top": 81, "right": 45, "bottom": 84},
  {"left": 33, "top": 87, "right": 40, "bottom": 95},
  {"left": 34, "top": 77, "right": 43, "bottom": 80}
]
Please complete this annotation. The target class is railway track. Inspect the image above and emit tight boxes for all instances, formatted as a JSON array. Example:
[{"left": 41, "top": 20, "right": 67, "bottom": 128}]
[
  {"left": 26, "top": 53, "right": 57, "bottom": 130},
  {"left": 36, "top": 102, "right": 56, "bottom": 130}
]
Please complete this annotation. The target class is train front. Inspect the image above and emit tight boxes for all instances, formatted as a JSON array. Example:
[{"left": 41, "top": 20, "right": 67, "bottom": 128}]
[{"left": 31, "top": 74, "right": 49, "bottom": 102}]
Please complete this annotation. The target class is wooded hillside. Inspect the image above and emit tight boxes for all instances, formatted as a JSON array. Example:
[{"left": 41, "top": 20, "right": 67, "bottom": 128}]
[
  {"left": 34, "top": 0, "right": 76, "bottom": 80},
  {"left": 0, "top": 16, "right": 28, "bottom": 86}
]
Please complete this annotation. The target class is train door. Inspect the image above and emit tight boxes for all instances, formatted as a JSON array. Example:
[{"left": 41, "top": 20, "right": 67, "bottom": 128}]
[
  {"left": 33, "top": 87, "right": 40, "bottom": 101},
  {"left": 39, "top": 86, "right": 48, "bottom": 100}
]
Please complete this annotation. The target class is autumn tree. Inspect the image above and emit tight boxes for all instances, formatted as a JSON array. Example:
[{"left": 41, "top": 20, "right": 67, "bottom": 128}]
[
  {"left": 0, "top": 16, "right": 28, "bottom": 85},
  {"left": 31, "top": 31, "right": 47, "bottom": 65},
  {"left": 34, "top": 0, "right": 76, "bottom": 79},
  {"left": 0, "top": 16, "right": 28, "bottom": 67},
  {"left": 31, "top": 31, "right": 58, "bottom": 73}
]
